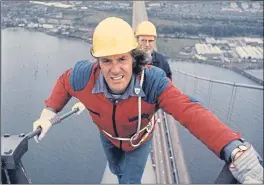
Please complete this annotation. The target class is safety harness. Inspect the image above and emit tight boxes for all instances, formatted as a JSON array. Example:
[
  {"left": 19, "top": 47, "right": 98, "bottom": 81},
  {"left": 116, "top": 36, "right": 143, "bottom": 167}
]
[{"left": 102, "top": 69, "right": 156, "bottom": 147}]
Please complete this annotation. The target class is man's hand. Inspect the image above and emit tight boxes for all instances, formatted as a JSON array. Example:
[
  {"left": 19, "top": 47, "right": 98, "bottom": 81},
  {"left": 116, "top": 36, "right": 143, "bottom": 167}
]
[
  {"left": 229, "top": 145, "right": 263, "bottom": 184},
  {"left": 72, "top": 102, "right": 86, "bottom": 115},
  {"left": 33, "top": 108, "right": 56, "bottom": 143}
]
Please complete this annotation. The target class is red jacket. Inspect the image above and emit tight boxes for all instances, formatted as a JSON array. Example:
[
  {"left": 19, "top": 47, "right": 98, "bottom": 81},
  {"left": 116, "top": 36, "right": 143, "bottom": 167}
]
[{"left": 45, "top": 60, "right": 241, "bottom": 157}]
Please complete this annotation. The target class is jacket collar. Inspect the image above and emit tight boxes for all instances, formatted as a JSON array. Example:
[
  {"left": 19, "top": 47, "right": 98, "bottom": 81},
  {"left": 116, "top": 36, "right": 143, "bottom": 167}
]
[{"left": 92, "top": 71, "right": 145, "bottom": 100}]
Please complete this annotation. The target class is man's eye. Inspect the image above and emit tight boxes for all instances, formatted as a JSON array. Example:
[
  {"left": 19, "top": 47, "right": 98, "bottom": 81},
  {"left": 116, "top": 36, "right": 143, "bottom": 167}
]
[{"left": 102, "top": 60, "right": 110, "bottom": 63}]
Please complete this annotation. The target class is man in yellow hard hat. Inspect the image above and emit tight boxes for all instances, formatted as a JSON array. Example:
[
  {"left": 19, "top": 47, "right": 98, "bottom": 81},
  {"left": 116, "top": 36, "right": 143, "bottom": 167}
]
[
  {"left": 32, "top": 17, "right": 263, "bottom": 184},
  {"left": 135, "top": 21, "right": 172, "bottom": 80}
]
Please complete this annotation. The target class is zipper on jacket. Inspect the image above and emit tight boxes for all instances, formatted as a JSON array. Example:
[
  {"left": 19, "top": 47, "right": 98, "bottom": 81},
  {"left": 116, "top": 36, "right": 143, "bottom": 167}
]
[
  {"left": 112, "top": 100, "right": 119, "bottom": 137},
  {"left": 112, "top": 100, "right": 122, "bottom": 150}
]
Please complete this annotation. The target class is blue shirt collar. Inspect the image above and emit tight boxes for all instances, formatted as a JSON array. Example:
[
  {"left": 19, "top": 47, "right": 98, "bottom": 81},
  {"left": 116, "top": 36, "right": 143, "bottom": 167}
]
[{"left": 92, "top": 71, "right": 145, "bottom": 100}]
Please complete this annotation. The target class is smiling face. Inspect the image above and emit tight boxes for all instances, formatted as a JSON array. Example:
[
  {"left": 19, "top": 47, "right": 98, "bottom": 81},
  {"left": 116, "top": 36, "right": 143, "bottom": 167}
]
[{"left": 99, "top": 52, "right": 133, "bottom": 94}]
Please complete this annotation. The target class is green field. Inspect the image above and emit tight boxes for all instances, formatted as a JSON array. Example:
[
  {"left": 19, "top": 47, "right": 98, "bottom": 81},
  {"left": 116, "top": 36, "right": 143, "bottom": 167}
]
[
  {"left": 82, "top": 10, "right": 132, "bottom": 25},
  {"left": 157, "top": 37, "right": 199, "bottom": 59}
]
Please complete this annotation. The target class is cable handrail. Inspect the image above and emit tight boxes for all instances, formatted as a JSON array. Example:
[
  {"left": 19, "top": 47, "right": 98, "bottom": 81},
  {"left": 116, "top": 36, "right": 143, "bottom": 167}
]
[{"left": 175, "top": 69, "right": 264, "bottom": 90}]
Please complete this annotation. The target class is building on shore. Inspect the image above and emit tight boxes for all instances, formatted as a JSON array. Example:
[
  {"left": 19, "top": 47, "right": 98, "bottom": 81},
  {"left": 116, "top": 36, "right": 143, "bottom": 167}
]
[
  {"left": 235, "top": 45, "right": 263, "bottom": 60},
  {"left": 194, "top": 43, "right": 223, "bottom": 60}
]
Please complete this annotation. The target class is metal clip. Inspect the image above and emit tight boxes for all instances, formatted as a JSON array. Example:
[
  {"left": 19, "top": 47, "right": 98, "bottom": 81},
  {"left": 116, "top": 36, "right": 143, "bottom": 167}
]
[{"left": 146, "top": 123, "right": 152, "bottom": 133}]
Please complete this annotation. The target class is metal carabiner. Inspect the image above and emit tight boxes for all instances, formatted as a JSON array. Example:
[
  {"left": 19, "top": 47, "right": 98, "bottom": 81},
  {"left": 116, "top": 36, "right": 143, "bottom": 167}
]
[
  {"left": 129, "top": 131, "right": 150, "bottom": 148},
  {"left": 146, "top": 123, "right": 153, "bottom": 133},
  {"left": 130, "top": 133, "right": 141, "bottom": 147}
]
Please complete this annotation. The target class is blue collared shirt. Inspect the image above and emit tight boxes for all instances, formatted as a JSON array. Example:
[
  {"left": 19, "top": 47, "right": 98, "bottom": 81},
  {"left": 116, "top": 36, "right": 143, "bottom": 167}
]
[{"left": 92, "top": 71, "right": 146, "bottom": 101}]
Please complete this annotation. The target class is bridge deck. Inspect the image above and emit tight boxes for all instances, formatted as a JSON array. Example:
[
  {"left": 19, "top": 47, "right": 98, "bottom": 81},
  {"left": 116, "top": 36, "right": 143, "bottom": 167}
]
[{"left": 101, "top": 155, "right": 156, "bottom": 184}]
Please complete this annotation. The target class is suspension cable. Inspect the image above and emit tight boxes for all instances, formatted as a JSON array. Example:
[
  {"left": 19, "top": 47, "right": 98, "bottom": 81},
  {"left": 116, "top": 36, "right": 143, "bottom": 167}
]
[
  {"left": 226, "top": 84, "right": 238, "bottom": 125},
  {"left": 193, "top": 76, "right": 198, "bottom": 96},
  {"left": 207, "top": 78, "right": 213, "bottom": 109}
]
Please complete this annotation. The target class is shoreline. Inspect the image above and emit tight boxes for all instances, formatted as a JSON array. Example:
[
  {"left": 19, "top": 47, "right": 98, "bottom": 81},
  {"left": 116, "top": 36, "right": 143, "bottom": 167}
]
[
  {"left": 3, "top": 27, "right": 263, "bottom": 85},
  {"left": 2, "top": 27, "right": 93, "bottom": 45},
  {"left": 170, "top": 59, "right": 263, "bottom": 85}
]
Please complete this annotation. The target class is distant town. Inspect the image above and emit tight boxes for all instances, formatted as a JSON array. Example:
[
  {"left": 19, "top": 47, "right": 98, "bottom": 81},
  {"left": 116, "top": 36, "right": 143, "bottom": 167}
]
[
  {"left": 177, "top": 37, "right": 263, "bottom": 68},
  {"left": 2, "top": 1, "right": 263, "bottom": 38},
  {"left": 1, "top": 1, "right": 263, "bottom": 72}
]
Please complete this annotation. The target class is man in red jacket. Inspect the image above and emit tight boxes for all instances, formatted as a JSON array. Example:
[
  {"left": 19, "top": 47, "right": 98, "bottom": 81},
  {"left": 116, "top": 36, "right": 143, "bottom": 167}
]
[{"left": 33, "top": 17, "right": 263, "bottom": 184}]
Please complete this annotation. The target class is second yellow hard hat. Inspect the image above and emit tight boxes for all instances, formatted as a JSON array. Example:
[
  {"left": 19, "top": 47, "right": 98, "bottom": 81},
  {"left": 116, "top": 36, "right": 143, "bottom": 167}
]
[{"left": 135, "top": 21, "right": 157, "bottom": 37}]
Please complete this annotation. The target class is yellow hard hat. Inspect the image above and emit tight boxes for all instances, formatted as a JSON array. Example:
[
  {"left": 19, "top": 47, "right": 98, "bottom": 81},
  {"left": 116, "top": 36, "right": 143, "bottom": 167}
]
[
  {"left": 91, "top": 17, "right": 138, "bottom": 57},
  {"left": 135, "top": 21, "right": 157, "bottom": 37}
]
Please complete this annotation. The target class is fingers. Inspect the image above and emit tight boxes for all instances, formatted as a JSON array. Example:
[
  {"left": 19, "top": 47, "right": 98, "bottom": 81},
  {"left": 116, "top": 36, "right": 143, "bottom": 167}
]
[
  {"left": 72, "top": 104, "right": 79, "bottom": 113},
  {"left": 229, "top": 145, "right": 263, "bottom": 184},
  {"left": 33, "top": 108, "right": 57, "bottom": 143},
  {"left": 33, "top": 122, "right": 39, "bottom": 143},
  {"left": 72, "top": 102, "right": 86, "bottom": 115},
  {"left": 32, "top": 120, "right": 51, "bottom": 143},
  {"left": 38, "top": 131, "right": 46, "bottom": 141},
  {"left": 34, "top": 135, "right": 39, "bottom": 143},
  {"left": 33, "top": 128, "right": 47, "bottom": 142},
  {"left": 72, "top": 107, "right": 81, "bottom": 115}
]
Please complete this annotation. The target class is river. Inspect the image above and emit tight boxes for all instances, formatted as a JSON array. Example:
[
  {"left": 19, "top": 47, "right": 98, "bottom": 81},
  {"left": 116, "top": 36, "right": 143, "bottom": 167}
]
[
  {"left": 169, "top": 61, "right": 263, "bottom": 183},
  {"left": 245, "top": 69, "right": 263, "bottom": 80},
  {"left": 1, "top": 28, "right": 263, "bottom": 183}
]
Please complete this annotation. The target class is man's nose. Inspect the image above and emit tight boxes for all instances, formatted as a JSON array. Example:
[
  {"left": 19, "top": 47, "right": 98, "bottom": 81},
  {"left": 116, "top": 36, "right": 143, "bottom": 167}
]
[
  {"left": 110, "top": 62, "right": 121, "bottom": 74},
  {"left": 145, "top": 41, "right": 150, "bottom": 46}
]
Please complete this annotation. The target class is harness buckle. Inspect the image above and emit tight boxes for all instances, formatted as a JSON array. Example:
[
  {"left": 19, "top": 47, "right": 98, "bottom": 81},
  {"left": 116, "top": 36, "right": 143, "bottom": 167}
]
[
  {"left": 146, "top": 123, "right": 152, "bottom": 133},
  {"left": 129, "top": 132, "right": 149, "bottom": 148},
  {"left": 102, "top": 116, "right": 156, "bottom": 148}
]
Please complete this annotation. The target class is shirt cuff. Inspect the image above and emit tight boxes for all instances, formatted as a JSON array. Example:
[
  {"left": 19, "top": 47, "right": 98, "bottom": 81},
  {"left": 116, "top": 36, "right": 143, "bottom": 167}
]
[
  {"left": 45, "top": 106, "right": 58, "bottom": 113},
  {"left": 220, "top": 138, "right": 247, "bottom": 163}
]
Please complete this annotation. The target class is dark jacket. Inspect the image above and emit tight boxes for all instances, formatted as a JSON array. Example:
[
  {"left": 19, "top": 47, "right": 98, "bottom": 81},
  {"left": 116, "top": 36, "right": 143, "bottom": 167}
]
[{"left": 151, "top": 50, "right": 172, "bottom": 80}]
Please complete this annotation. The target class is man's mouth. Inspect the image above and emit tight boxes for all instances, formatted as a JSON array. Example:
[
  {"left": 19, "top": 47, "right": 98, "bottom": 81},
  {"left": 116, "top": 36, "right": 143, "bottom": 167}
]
[
  {"left": 144, "top": 48, "right": 151, "bottom": 52},
  {"left": 111, "top": 75, "right": 124, "bottom": 81}
]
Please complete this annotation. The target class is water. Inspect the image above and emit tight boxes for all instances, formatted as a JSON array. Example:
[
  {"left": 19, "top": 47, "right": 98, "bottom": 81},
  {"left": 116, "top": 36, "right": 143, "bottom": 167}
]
[
  {"left": 1, "top": 28, "right": 263, "bottom": 183},
  {"left": 245, "top": 69, "right": 264, "bottom": 80},
  {"left": 1, "top": 28, "right": 106, "bottom": 183},
  {"left": 169, "top": 61, "right": 263, "bottom": 183}
]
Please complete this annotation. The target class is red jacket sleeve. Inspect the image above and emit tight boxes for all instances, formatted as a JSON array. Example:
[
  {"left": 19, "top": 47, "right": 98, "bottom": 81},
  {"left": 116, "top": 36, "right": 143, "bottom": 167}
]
[
  {"left": 158, "top": 81, "right": 241, "bottom": 157},
  {"left": 45, "top": 69, "right": 75, "bottom": 112}
]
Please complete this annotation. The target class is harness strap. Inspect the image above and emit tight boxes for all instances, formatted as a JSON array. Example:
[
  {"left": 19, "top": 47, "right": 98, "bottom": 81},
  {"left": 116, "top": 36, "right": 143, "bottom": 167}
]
[
  {"left": 102, "top": 121, "right": 154, "bottom": 142},
  {"left": 133, "top": 69, "right": 145, "bottom": 140},
  {"left": 102, "top": 69, "right": 156, "bottom": 147}
]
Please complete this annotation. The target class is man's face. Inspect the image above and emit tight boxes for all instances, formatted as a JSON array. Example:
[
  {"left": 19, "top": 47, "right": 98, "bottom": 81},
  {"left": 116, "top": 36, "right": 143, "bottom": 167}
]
[
  {"left": 137, "top": 35, "right": 156, "bottom": 54},
  {"left": 99, "top": 52, "right": 133, "bottom": 94}
]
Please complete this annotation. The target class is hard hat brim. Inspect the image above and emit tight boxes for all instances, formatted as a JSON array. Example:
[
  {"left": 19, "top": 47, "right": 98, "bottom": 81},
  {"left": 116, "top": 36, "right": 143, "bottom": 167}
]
[
  {"left": 91, "top": 43, "right": 138, "bottom": 58},
  {"left": 135, "top": 34, "right": 157, "bottom": 37}
]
